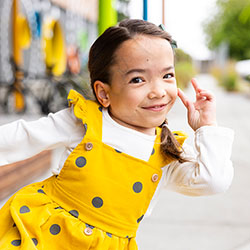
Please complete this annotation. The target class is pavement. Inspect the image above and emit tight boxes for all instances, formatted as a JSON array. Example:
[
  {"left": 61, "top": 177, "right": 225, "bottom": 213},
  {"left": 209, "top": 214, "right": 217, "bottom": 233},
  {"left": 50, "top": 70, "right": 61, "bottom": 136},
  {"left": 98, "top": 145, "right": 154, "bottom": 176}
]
[{"left": 1, "top": 74, "right": 250, "bottom": 250}]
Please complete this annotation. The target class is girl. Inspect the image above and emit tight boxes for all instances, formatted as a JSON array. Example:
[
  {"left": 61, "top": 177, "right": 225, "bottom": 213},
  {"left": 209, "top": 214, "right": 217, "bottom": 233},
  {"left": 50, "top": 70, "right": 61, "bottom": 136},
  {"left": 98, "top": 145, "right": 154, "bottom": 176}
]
[{"left": 0, "top": 19, "right": 234, "bottom": 249}]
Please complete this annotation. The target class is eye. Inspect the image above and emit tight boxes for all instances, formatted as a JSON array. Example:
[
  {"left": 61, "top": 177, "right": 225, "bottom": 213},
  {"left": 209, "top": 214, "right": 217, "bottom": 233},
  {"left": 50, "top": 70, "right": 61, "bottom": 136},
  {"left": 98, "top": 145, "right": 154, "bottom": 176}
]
[
  {"left": 129, "top": 77, "right": 144, "bottom": 84},
  {"left": 163, "top": 73, "right": 174, "bottom": 79}
]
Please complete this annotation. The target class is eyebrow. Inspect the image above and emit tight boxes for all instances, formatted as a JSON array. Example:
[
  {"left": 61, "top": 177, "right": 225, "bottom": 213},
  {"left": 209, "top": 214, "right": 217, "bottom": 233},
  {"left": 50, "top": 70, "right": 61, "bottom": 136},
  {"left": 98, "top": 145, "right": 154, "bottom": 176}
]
[
  {"left": 125, "top": 68, "right": 146, "bottom": 76},
  {"left": 125, "top": 66, "right": 174, "bottom": 76}
]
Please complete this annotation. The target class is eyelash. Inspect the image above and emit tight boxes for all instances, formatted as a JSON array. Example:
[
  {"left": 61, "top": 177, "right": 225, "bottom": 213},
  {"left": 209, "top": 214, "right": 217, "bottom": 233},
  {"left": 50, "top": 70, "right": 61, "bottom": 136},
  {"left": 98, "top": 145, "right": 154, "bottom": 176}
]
[
  {"left": 163, "top": 73, "right": 175, "bottom": 79},
  {"left": 129, "top": 77, "right": 144, "bottom": 84},
  {"left": 129, "top": 73, "right": 175, "bottom": 84}
]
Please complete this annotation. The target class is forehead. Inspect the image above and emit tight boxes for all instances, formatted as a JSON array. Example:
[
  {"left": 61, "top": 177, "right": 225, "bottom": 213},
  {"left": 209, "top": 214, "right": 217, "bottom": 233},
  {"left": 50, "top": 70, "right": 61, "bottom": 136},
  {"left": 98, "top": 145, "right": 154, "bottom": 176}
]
[{"left": 112, "top": 35, "right": 174, "bottom": 70}]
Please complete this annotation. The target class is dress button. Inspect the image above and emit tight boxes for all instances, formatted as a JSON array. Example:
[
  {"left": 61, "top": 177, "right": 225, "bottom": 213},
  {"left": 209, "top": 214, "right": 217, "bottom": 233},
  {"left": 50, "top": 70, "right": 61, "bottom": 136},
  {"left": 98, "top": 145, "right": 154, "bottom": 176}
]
[
  {"left": 85, "top": 142, "right": 93, "bottom": 151},
  {"left": 84, "top": 227, "right": 93, "bottom": 236},
  {"left": 151, "top": 174, "right": 159, "bottom": 182}
]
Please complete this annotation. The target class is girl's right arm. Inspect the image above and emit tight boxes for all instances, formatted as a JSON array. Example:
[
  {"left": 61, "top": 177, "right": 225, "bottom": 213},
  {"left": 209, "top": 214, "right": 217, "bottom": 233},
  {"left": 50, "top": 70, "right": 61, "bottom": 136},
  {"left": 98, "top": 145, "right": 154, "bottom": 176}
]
[{"left": 0, "top": 107, "right": 84, "bottom": 166}]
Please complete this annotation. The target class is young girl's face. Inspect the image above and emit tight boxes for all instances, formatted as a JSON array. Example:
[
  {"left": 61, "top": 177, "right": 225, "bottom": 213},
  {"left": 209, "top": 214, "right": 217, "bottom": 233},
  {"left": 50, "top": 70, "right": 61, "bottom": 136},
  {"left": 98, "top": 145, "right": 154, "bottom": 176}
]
[{"left": 99, "top": 35, "right": 177, "bottom": 135}]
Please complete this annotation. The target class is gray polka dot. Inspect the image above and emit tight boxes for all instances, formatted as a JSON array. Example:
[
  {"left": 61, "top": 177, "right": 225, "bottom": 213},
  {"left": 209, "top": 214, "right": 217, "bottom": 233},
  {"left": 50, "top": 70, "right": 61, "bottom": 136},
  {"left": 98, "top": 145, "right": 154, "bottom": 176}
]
[
  {"left": 106, "top": 232, "right": 112, "bottom": 238},
  {"left": 32, "top": 238, "right": 38, "bottom": 246},
  {"left": 75, "top": 157, "right": 87, "bottom": 168},
  {"left": 92, "top": 197, "right": 103, "bottom": 208},
  {"left": 133, "top": 182, "right": 143, "bottom": 193},
  {"left": 37, "top": 189, "right": 45, "bottom": 194},
  {"left": 49, "top": 224, "right": 61, "bottom": 235},
  {"left": 69, "top": 210, "right": 79, "bottom": 218},
  {"left": 54, "top": 206, "right": 63, "bottom": 210},
  {"left": 85, "top": 223, "right": 94, "bottom": 229},
  {"left": 137, "top": 214, "right": 144, "bottom": 223},
  {"left": 11, "top": 239, "right": 21, "bottom": 246},
  {"left": 83, "top": 123, "right": 88, "bottom": 132},
  {"left": 20, "top": 206, "right": 30, "bottom": 214},
  {"left": 151, "top": 148, "right": 155, "bottom": 155}
]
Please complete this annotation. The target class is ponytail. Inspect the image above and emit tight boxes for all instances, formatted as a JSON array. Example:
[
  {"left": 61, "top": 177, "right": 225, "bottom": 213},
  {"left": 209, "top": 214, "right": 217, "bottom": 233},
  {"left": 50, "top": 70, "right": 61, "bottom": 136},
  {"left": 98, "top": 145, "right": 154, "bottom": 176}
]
[{"left": 160, "top": 120, "right": 186, "bottom": 163}]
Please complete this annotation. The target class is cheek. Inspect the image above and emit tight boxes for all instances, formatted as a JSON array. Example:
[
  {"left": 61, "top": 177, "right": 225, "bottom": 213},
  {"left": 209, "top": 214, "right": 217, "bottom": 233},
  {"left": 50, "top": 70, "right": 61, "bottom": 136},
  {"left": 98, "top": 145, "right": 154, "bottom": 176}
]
[{"left": 168, "top": 84, "right": 178, "bottom": 100}]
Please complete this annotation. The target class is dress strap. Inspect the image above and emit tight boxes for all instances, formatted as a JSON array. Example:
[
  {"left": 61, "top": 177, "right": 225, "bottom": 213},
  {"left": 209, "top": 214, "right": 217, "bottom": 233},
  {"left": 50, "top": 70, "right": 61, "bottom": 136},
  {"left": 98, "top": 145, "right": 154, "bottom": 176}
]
[
  {"left": 149, "top": 128, "right": 188, "bottom": 166},
  {"left": 67, "top": 89, "right": 103, "bottom": 140}
]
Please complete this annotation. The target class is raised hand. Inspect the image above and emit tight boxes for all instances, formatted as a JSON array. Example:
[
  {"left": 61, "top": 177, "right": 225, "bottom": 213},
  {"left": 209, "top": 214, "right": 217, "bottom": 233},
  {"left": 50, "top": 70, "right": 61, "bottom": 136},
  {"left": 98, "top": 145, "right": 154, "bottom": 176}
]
[{"left": 177, "top": 78, "right": 217, "bottom": 131}]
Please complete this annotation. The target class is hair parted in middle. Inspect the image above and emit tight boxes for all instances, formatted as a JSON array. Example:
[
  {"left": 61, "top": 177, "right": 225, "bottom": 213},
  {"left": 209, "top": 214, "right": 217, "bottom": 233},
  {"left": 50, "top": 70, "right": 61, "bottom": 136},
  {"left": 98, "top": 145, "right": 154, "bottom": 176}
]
[{"left": 88, "top": 19, "right": 186, "bottom": 163}]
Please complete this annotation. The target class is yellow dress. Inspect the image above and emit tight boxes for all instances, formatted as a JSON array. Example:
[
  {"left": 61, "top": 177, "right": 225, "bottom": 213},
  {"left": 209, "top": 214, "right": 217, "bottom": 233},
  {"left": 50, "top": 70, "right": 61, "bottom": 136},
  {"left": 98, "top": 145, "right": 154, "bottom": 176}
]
[{"left": 0, "top": 90, "right": 187, "bottom": 249}]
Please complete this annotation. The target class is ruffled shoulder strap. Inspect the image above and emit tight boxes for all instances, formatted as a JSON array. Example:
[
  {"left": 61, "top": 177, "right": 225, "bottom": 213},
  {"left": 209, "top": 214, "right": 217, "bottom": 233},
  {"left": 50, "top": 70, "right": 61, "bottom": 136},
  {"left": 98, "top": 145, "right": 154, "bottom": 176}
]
[
  {"left": 172, "top": 130, "right": 188, "bottom": 146},
  {"left": 149, "top": 128, "right": 188, "bottom": 167},
  {"left": 67, "top": 89, "right": 103, "bottom": 139},
  {"left": 67, "top": 89, "right": 87, "bottom": 122}
]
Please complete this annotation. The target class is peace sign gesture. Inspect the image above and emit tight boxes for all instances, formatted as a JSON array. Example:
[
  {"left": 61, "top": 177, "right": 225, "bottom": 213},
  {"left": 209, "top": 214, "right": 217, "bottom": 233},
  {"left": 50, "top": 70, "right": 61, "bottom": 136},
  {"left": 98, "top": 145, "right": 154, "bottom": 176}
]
[{"left": 178, "top": 78, "right": 217, "bottom": 131}]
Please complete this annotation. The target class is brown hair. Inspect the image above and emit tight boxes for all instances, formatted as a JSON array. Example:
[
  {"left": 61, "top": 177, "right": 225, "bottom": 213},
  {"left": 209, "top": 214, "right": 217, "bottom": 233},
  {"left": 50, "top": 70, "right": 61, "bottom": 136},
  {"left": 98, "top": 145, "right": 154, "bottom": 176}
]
[{"left": 88, "top": 19, "right": 185, "bottom": 163}]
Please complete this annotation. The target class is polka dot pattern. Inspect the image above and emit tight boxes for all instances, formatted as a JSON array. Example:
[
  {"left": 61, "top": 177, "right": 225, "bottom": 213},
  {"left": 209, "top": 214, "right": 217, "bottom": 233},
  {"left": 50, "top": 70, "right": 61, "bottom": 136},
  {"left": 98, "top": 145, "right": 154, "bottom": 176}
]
[
  {"left": 133, "top": 182, "right": 143, "bottom": 193},
  {"left": 85, "top": 223, "right": 94, "bottom": 229},
  {"left": 75, "top": 157, "right": 87, "bottom": 168},
  {"left": 137, "top": 214, "right": 144, "bottom": 223},
  {"left": 54, "top": 206, "right": 63, "bottom": 210},
  {"left": 92, "top": 197, "right": 103, "bottom": 208},
  {"left": 37, "top": 189, "right": 45, "bottom": 194},
  {"left": 69, "top": 210, "right": 79, "bottom": 218},
  {"left": 11, "top": 239, "right": 21, "bottom": 246},
  {"left": 32, "top": 238, "right": 38, "bottom": 246},
  {"left": 83, "top": 123, "right": 88, "bottom": 132},
  {"left": 106, "top": 232, "right": 112, "bottom": 238},
  {"left": 20, "top": 206, "right": 30, "bottom": 214},
  {"left": 49, "top": 224, "right": 61, "bottom": 235},
  {"left": 151, "top": 148, "right": 155, "bottom": 155}
]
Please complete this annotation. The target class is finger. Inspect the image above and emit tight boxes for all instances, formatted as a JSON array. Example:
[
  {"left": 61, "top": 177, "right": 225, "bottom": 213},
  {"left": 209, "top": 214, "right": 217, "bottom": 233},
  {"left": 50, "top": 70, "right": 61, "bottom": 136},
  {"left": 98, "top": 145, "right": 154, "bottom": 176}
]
[
  {"left": 191, "top": 78, "right": 202, "bottom": 94},
  {"left": 177, "top": 88, "right": 188, "bottom": 107},
  {"left": 178, "top": 88, "right": 194, "bottom": 113},
  {"left": 198, "top": 90, "right": 215, "bottom": 101}
]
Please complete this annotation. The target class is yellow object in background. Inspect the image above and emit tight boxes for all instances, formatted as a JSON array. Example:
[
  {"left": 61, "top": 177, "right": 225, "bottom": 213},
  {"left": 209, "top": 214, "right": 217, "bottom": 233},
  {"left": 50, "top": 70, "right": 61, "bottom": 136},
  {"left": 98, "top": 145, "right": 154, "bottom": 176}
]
[
  {"left": 16, "top": 15, "right": 31, "bottom": 49},
  {"left": 14, "top": 89, "right": 25, "bottom": 112},
  {"left": 42, "top": 18, "right": 66, "bottom": 76}
]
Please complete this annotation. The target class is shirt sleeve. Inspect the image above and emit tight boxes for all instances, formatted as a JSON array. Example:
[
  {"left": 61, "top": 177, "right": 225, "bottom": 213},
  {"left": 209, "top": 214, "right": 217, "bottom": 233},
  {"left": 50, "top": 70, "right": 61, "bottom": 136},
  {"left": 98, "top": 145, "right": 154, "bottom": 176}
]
[
  {"left": 0, "top": 107, "right": 85, "bottom": 166},
  {"left": 163, "top": 126, "right": 234, "bottom": 196}
]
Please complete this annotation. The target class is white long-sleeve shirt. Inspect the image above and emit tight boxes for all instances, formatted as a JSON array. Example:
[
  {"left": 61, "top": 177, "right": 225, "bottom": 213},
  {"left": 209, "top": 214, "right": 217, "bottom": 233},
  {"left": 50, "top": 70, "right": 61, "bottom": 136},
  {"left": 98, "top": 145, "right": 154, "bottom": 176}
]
[{"left": 0, "top": 107, "right": 234, "bottom": 215}]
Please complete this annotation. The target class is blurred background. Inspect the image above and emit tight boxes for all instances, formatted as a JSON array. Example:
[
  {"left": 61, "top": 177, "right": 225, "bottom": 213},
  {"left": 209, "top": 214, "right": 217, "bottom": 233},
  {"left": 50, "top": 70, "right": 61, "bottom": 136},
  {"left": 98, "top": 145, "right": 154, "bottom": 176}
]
[{"left": 0, "top": 0, "right": 250, "bottom": 249}]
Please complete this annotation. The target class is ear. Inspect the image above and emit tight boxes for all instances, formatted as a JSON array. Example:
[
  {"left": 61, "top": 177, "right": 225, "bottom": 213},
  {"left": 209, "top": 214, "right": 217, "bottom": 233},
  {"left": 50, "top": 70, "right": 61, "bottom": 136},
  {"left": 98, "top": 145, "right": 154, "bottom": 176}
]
[{"left": 93, "top": 80, "right": 111, "bottom": 108}]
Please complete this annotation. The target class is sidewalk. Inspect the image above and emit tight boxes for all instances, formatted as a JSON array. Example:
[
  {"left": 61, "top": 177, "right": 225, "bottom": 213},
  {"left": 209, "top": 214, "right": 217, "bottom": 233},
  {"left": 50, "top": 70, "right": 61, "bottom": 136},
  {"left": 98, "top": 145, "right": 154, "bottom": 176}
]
[{"left": 1, "top": 74, "right": 250, "bottom": 249}]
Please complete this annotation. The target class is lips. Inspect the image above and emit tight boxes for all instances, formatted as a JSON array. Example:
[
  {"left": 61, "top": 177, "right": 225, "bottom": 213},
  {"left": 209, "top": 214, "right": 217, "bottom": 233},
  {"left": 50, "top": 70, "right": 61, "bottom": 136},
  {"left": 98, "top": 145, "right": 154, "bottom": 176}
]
[{"left": 142, "top": 103, "right": 167, "bottom": 112}]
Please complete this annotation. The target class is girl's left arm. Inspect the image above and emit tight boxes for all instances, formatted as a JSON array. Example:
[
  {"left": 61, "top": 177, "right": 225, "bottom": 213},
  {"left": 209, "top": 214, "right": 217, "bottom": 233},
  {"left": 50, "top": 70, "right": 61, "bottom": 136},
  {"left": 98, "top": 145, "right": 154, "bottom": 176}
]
[
  {"left": 164, "top": 125, "right": 234, "bottom": 196},
  {"left": 164, "top": 78, "right": 234, "bottom": 195}
]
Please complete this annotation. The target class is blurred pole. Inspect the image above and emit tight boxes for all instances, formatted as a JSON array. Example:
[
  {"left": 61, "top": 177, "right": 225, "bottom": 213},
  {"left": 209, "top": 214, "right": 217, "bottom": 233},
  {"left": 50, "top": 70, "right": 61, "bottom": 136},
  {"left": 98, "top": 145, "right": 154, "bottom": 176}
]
[
  {"left": 143, "top": 0, "right": 148, "bottom": 20},
  {"left": 13, "top": 0, "right": 22, "bottom": 65},
  {"left": 162, "top": 0, "right": 165, "bottom": 25},
  {"left": 98, "top": 0, "right": 117, "bottom": 35}
]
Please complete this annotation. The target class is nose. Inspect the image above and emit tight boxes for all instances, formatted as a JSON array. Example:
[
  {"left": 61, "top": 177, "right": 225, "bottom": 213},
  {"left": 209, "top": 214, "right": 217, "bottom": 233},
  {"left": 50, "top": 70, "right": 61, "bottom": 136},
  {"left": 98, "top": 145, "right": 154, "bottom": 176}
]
[{"left": 148, "top": 81, "right": 166, "bottom": 99}]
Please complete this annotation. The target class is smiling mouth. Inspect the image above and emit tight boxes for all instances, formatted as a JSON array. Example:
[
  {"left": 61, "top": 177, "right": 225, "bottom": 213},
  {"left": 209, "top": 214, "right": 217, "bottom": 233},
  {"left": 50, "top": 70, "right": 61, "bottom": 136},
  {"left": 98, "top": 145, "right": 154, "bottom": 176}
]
[{"left": 142, "top": 103, "right": 168, "bottom": 112}]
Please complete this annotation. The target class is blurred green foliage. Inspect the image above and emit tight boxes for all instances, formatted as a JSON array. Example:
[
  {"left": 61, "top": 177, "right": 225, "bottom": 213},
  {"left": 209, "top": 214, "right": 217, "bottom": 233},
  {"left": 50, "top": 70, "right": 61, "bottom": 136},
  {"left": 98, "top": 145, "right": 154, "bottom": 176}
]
[
  {"left": 203, "top": 0, "right": 250, "bottom": 60},
  {"left": 210, "top": 61, "right": 240, "bottom": 91},
  {"left": 175, "top": 49, "right": 197, "bottom": 89}
]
